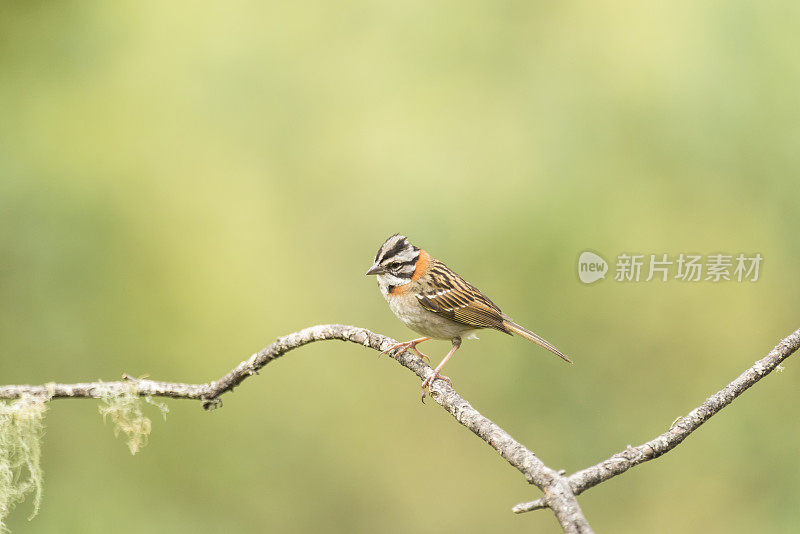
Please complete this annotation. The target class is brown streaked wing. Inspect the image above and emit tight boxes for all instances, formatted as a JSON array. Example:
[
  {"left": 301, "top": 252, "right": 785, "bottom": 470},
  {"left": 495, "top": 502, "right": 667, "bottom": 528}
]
[{"left": 416, "top": 260, "right": 510, "bottom": 333}]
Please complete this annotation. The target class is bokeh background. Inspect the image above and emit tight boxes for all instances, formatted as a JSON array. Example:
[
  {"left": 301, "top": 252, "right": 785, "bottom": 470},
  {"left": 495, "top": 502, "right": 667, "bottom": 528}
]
[{"left": 1, "top": 1, "right": 799, "bottom": 532}]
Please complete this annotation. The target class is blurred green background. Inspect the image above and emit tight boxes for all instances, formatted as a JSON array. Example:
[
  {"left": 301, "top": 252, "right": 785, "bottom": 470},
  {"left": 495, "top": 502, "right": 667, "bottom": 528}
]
[{"left": 1, "top": 1, "right": 799, "bottom": 532}]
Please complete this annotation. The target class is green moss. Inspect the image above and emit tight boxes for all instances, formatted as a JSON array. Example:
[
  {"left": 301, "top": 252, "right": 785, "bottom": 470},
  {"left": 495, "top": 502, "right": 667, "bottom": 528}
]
[
  {"left": 0, "top": 395, "right": 48, "bottom": 531},
  {"left": 96, "top": 383, "right": 168, "bottom": 455}
]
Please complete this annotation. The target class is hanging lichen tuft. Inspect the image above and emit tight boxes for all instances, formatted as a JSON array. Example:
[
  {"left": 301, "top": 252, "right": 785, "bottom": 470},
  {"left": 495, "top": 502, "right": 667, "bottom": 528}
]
[
  {"left": 0, "top": 395, "right": 48, "bottom": 531},
  {"left": 96, "top": 382, "right": 168, "bottom": 455}
]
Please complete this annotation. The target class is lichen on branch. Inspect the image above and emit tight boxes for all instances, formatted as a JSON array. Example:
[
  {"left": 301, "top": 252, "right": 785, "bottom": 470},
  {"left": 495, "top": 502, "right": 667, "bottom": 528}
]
[
  {"left": 0, "top": 395, "right": 48, "bottom": 531},
  {"left": 96, "top": 382, "right": 169, "bottom": 455}
]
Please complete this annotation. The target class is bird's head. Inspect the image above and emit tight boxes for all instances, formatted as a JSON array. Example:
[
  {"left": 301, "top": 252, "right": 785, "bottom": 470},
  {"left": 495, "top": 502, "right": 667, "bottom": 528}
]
[{"left": 366, "top": 234, "right": 421, "bottom": 289}]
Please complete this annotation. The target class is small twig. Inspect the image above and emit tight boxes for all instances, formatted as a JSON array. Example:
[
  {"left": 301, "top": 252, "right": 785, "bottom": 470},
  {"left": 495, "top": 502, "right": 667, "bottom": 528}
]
[{"left": 513, "top": 327, "right": 800, "bottom": 514}]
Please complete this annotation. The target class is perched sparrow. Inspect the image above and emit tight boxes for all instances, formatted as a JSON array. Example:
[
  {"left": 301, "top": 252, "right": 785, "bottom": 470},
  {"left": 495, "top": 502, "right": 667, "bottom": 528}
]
[{"left": 366, "top": 234, "right": 571, "bottom": 401}]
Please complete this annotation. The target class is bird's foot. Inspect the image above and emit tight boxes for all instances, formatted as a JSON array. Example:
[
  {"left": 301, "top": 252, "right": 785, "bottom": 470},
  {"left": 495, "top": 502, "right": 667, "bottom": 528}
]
[
  {"left": 379, "top": 339, "right": 430, "bottom": 363},
  {"left": 420, "top": 372, "right": 452, "bottom": 403}
]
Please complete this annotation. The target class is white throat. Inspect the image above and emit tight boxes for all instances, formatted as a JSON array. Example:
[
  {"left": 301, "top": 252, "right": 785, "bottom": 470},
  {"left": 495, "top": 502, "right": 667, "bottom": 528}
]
[{"left": 376, "top": 272, "right": 410, "bottom": 296}]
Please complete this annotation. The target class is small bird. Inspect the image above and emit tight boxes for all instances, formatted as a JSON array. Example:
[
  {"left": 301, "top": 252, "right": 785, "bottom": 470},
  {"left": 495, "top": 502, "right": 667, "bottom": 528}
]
[{"left": 366, "top": 234, "right": 571, "bottom": 401}]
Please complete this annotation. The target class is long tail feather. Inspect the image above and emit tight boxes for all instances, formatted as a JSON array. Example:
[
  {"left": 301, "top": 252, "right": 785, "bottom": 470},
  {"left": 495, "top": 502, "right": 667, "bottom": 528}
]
[{"left": 502, "top": 320, "right": 572, "bottom": 364}]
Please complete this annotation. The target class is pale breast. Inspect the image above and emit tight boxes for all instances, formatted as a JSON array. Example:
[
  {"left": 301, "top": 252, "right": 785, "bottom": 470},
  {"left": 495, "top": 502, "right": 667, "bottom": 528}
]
[{"left": 384, "top": 291, "right": 475, "bottom": 340}]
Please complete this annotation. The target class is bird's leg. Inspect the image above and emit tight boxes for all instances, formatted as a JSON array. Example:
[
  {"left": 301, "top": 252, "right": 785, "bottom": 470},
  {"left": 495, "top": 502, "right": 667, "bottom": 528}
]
[
  {"left": 379, "top": 337, "right": 431, "bottom": 363},
  {"left": 420, "top": 337, "right": 461, "bottom": 402}
]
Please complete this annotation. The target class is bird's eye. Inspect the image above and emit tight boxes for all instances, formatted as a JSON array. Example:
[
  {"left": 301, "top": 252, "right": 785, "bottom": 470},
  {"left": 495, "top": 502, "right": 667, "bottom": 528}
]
[{"left": 388, "top": 262, "right": 400, "bottom": 270}]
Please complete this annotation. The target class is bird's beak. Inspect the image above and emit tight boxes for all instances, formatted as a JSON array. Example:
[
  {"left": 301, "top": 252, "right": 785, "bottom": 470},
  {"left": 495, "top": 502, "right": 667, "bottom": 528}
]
[{"left": 365, "top": 264, "right": 383, "bottom": 276}]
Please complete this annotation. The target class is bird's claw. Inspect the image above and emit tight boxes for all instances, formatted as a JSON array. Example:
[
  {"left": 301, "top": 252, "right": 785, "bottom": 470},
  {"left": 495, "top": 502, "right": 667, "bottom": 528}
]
[
  {"left": 420, "top": 373, "right": 452, "bottom": 403},
  {"left": 378, "top": 343, "right": 403, "bottom": 357},
  {"left": 378, "top": 341, "right": 430, "bottom": 363},
  {"left": 411, "top": 346, "right": 431, "bottom": 363}
]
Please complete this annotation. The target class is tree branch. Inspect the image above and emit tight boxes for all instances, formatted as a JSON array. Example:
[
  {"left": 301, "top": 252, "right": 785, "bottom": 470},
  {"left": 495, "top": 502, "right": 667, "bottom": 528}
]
[
  {"left": 512, "top": 326, "right": 800, "bottom": 514},
  {"left": 3, "top": 325, "right": 797, "bottom": 532},
  {"left": 0, "top": 324, "right": 593, "bottom": 533}
]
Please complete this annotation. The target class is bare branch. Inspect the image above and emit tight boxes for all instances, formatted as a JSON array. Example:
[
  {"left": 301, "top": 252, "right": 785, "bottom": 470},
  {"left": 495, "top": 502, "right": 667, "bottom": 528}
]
[
  {"left": 513, "top": 327, "right": 800, "bottom": 514},
  {"left": 0, "top": 324, "right": 592, "bottom": 533},
  {"left": 5, "top": 325, "right": 796, "bottom": 531}
]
